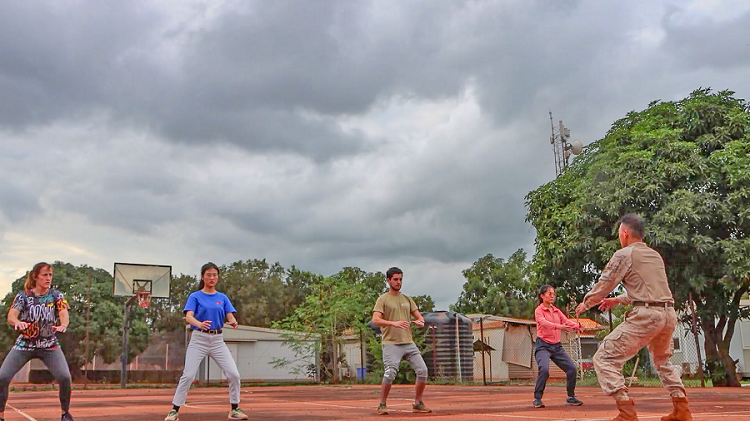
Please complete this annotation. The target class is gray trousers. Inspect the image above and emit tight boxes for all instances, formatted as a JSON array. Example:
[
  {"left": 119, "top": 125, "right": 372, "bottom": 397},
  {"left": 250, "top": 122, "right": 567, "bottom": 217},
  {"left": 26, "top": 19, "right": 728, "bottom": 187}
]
[
  {"left": 0, "top": 347, "right": 71, "bottom": 412},
  {"left": 172, "top": 331, "right": 242, "bottom": 406},
  {"left": 382, "top": 343, "right": 429, "bottom": 385}
]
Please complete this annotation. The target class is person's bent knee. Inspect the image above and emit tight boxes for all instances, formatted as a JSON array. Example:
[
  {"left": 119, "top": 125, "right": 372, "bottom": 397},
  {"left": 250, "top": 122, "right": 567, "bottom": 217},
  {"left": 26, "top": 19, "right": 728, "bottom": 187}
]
[
  {"left": 382, "top": 365, "right": 398, "bottom": 384},
  {"left": 225, "top": 370, "right": 241, "bottom": 383},
  {"left": 592, "top": 349, "right": 606, "bottom": 369},
  {"left": 415, "top": 366, "right": 428, "bottom": 382},
  {"left": 0, "top": 373, "right": 14, "bottom": 386},
  {"left": 564, "top": 365, "right": 576, "bottom": 376},
  {"left": 55, "top": 373, "right": 72, "bottom": 385}
]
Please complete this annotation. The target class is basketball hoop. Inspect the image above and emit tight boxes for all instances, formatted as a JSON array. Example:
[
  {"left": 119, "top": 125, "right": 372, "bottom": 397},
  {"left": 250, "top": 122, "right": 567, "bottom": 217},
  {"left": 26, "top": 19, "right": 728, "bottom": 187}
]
[{"left": 136, "top": 290, "right": 152, "bottom": 309}]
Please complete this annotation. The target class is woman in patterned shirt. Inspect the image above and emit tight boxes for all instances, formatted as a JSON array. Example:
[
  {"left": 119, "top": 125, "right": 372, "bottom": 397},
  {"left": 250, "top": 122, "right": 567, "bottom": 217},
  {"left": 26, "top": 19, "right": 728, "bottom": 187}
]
[{"left": 0, "top": 262, "right": 74, "bottom": 421}]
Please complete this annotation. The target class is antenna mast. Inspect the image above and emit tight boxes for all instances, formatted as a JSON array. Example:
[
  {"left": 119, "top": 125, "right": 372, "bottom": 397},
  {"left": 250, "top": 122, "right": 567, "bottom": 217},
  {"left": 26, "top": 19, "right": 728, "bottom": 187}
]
[{"left": 549, "top": 111, "right": 581, "bottom": 177}]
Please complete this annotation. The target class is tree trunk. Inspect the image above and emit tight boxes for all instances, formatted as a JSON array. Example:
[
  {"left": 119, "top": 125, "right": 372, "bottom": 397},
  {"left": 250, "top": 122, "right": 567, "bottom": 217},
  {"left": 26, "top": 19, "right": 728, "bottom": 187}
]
[
  {"left": 701, "top": 316, "right": 740, "bottom": 387},
  {"left": 717, "top": 344, "right": 740, "bottom": 387}
]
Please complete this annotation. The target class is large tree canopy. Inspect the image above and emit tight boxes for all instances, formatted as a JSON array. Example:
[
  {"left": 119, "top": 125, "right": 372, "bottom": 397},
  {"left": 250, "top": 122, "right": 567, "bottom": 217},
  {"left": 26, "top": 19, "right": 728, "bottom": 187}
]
[
  {"left": 451, "top": 249, "right": 537, "bottom": 318},
  {"left": 526, "top": 88, "right": 750, "bottom": 386}
]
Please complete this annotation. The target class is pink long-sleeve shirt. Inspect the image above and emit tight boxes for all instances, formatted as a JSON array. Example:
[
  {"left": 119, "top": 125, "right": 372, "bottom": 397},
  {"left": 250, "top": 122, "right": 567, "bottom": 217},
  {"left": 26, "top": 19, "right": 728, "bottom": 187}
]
[{"left": 534, "top": 303, "right": 581, "bottom": 344}]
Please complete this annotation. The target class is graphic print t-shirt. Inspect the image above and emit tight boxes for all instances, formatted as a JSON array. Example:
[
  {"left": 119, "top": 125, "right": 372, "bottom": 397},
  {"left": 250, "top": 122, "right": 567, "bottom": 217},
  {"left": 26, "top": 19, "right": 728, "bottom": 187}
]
[
  {"left": 183, "top": 291, "right": 236, "bottom": 331},
  {"left": 11, "top": 289, "right": 69, "bottom": 351}
]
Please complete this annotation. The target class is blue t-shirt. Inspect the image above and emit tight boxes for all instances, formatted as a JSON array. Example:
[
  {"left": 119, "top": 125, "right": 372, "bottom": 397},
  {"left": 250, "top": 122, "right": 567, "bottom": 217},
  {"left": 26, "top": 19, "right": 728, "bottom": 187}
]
[{"left": 183, "top": 290, "right": 237, "bottom": 330}]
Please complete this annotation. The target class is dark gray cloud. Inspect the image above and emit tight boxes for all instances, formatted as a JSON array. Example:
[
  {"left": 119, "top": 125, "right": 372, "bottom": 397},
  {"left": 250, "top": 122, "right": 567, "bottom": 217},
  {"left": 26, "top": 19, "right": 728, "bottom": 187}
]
[
  {"left": 0, "top": 182, "right": 41, "bottom": 223},
  {"left": 662, "top": 7, "right": 750, "bottom": 71}
]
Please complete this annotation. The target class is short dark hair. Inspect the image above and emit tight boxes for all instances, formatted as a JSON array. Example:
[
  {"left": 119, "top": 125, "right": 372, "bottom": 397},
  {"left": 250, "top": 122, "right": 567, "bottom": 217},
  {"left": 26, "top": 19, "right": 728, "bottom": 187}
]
[
  {"left": 538, "top": 284, "right": 554, "bottom": 304},
  {"left": 619, "top": 213, "right": 645, "bottom": 239},
  {"left": 386, "top": 267, "right": 403, "bottom": 280}
]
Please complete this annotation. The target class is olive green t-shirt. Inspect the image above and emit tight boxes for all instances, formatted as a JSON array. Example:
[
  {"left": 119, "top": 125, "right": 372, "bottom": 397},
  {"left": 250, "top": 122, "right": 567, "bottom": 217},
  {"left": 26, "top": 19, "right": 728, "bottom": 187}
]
[{"left": 373, "top": 292, "right": 418, "bottom": 344}]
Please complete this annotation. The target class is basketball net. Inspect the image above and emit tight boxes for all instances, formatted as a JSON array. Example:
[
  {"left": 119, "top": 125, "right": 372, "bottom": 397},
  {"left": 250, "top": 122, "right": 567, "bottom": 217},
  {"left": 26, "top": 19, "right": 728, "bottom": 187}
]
[{"left": 136, "top": 290, "right": 152, "bottom": 309}]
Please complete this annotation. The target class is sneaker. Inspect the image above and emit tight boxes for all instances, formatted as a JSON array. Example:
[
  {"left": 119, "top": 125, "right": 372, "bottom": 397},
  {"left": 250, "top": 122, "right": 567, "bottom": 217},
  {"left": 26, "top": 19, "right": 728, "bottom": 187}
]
[
  {"left": 61, "top": 413, "right": 75, "bottom": 421},
  {"left": 566, "top": 396, "right": 583, "bottom": 406},
  {"left": 377, "top": 402, "right": 388, "bottom": 415},
  {"left": 412, "top": 401, "right": 432, "bottom": 413},
  {"left": 228, "top": 408, "right": 249, "bottom": 420},
  {"left": 164, "top": 409, "right": 179, "bottom": 421},
  {"left": 533, "top": 399, "right": 545, "bottom": 408}
]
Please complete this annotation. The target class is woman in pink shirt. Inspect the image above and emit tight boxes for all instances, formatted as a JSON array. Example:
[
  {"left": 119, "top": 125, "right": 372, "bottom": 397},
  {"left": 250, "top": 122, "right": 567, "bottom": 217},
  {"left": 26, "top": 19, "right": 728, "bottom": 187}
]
[{"left": 533, "top": 285, "right": 584, "bottom": 408}]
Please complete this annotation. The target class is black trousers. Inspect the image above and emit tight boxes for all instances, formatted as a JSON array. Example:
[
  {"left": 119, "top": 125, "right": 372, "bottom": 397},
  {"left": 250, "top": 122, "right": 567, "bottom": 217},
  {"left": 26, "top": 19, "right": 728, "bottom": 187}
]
[{"left": 534, "top": 337, "right": 577, "bottom": 400}]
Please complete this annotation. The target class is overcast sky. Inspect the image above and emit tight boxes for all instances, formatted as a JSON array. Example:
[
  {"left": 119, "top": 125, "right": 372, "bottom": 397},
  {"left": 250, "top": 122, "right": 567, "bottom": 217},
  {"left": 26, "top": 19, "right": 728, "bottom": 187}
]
[{"left": 1, "top": 0, "right": 749, "bottom": 310}]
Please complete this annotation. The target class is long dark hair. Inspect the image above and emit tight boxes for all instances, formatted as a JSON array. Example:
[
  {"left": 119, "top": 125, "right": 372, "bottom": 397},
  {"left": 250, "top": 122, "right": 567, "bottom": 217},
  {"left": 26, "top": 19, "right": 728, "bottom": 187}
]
[
  {"left": 538, "top": 284, "right": 554, "bottom": 304},
  {"left": 197, "top": 262, "right": 219, "bottom": 291}
]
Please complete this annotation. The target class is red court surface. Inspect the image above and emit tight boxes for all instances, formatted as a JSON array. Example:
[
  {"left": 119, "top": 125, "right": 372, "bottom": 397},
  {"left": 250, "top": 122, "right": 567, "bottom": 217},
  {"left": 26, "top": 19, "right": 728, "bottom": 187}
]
[{"left": 3, "top": 385, "right": 749, "bottom": 420}]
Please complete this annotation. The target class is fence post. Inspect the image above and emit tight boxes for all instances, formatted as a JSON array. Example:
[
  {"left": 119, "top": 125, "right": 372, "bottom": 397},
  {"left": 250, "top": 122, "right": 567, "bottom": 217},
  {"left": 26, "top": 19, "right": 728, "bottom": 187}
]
[
  {"left": 689, "top": 291, "right": 705, "bottom": 387},
  {"left": 360, "top": 328, "right": 365, "bottom": 383},
  {"left": 431, "top": 325, "right": 436, "bottom": 380},
  {"left": 455, "top": 315, "right": 462, "bottom": 382},
  {"left": 480, "top": 317, "right": 486, "bottom": 385}
]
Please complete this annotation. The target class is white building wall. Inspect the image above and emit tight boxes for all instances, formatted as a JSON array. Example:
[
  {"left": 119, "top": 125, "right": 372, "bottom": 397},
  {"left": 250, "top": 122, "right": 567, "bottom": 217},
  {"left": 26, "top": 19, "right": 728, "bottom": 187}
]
[
  {"left": 204, "top": 340, "right": 316, "bottom": 382},
  {"left": 729, "top": 317, "right": 750, "bottom": 377},
  {"left": 473, "top": 327, "right": 509, "bottom": 382}
]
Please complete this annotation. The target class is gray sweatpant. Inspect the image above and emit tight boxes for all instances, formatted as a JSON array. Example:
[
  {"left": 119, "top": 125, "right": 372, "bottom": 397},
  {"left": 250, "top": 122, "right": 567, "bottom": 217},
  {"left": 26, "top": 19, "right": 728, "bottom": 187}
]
[
  {"left": 382, "top": 342, "right": 428, "bottom": 385},
  {"left": 0, "top": 347, "right": 71, "bottom": 412},
  {"left": 172, "top": 331, "right": 242, "bottom": 406}
]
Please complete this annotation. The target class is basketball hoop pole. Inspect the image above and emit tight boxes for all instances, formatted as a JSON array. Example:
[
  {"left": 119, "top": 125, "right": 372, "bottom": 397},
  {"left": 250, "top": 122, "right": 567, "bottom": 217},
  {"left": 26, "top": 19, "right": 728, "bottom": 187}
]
[{"left": 121, "top": 295, "right": 137, "bottom": 388}]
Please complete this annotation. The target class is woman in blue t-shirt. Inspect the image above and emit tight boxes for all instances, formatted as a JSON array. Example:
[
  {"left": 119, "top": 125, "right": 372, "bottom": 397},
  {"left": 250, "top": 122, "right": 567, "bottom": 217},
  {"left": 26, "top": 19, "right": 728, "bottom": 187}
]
[{"left": 164, "top": 262, "right": 248, "bottom": 421}]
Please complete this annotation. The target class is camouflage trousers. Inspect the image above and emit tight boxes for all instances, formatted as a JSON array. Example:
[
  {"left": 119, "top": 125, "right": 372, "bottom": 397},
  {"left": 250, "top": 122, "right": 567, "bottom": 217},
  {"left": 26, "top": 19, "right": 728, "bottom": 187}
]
[{"left": 593, "top": 306, "right": 686, "bottom": 399}]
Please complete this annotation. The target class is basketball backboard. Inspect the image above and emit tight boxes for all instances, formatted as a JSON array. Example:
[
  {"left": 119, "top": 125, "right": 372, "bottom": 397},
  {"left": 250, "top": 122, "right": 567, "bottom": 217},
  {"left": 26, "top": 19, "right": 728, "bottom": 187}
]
[{"left": 113, "top": 263, "right": 171, "bottom": 298}]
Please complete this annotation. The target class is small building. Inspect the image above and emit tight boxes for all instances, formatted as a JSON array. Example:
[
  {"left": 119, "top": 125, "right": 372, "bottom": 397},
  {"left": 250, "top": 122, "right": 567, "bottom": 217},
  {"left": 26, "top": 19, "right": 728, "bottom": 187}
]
[
  {"left": 201, "top": 325, "right": 319, "bottom": 382},
  {"left": 468, "top": 314, "right": 603, "bottom": 383}
]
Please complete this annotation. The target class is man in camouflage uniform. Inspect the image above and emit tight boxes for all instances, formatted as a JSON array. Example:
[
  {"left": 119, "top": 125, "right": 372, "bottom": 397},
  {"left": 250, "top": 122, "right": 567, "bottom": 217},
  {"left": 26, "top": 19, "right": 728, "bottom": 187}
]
[{"left": 576, "top": 214, "right": 693, "bottom": 421}]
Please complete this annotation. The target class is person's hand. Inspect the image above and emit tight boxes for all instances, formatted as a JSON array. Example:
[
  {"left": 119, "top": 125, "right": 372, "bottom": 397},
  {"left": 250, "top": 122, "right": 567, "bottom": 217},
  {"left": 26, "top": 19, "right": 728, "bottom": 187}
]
[
  {"left": 574, "top": 303, "right": 587, "bottom": 317},
  {"left": 412, "top": 319, "right": 425, "bottom": 327},
  {"left": 597, "top": 297, "right": 620, "bottom": 312},
  {"left": 199, "top": 320, "right": 213, "bottom": 330},
  {"left": 13, "top": 321, "right": 29, "bottom": 331},
  {"left": 392, "top": 321, "right": 410, "bottom": 330},
  {"left": 53, "top": 325, "right": 68, "bottom": 333},
  {"left": 577, "top": 322, "right": 585, "bottom": 333},
  {"left": 227, "top": 321, "right": 239, "bottom": 329}
]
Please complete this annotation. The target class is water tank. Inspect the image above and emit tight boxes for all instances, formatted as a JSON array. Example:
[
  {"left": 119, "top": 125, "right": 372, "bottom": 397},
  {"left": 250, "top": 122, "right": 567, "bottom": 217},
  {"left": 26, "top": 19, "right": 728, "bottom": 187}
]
[
  {"left": 422, "top": 311, "right": 474, "bottom": 382},
  {"left": 366, "top": 311, "right": 474, "bottom": 382}
]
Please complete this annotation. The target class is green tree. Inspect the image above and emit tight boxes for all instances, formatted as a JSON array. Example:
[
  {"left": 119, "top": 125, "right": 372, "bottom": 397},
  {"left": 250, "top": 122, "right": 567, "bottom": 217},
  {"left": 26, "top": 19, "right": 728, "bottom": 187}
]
[
  {"left": 0, "top": 262, "right": 150, "bottom": 380},
  {"left": 451, "top": 249, "right": 537, "bottom": 318},
  {"left": 412, "top": 295, "right": 435, "bottom": 313},
  {"left": 272, "top": 267, "right": 388, "bottom": 382},
  {"left": 525, "top": 88, "right": 750, "bottom": 386}
]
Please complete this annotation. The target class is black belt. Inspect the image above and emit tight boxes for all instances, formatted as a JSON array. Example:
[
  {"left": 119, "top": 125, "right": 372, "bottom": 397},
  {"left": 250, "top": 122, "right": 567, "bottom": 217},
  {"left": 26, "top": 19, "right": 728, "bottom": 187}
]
[
  {"left": 633, "top": 301, "right": 673, "bottom": 308},
  {"left": 200, "top": 329, "right": 222, "bottom": 334}
]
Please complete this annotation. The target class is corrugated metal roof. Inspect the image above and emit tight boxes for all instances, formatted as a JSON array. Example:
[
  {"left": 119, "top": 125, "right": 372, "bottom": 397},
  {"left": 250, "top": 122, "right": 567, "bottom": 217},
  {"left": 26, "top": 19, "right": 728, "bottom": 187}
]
[{"left": 471, "top": 317, "right": 604, "bottom": 332}]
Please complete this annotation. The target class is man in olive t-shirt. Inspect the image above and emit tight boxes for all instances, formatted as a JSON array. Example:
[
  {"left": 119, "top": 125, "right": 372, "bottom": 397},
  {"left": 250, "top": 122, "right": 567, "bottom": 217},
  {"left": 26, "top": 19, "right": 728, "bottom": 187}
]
[{"left": 372, "top": 267, "right": 430, "bottom": 415}]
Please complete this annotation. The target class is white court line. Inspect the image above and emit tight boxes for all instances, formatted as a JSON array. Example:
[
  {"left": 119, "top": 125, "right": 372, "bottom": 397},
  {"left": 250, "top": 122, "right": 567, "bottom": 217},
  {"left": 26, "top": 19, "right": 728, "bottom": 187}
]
[
  {"left": 6, "top": 404, "right": 38, "bottom": 421},
  {"left": 270, "top": 399, "right": 417, "bottom": 413}
]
